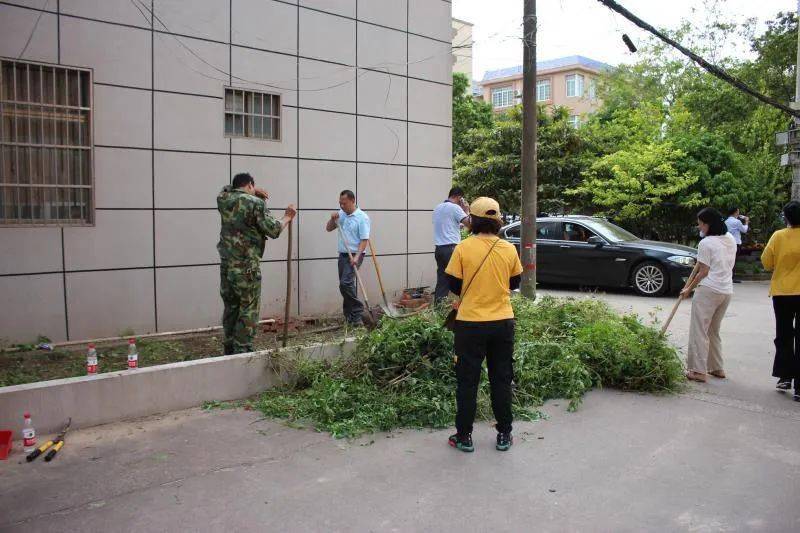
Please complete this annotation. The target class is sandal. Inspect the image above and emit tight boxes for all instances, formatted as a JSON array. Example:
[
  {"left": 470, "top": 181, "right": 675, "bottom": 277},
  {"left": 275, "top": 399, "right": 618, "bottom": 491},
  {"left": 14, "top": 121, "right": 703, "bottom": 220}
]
[
  {"left": 686, "top": 371, "right": 707, "bottom": 383},
  {"left": 708, "top": 370, "right": 726, "bottom": 379}
]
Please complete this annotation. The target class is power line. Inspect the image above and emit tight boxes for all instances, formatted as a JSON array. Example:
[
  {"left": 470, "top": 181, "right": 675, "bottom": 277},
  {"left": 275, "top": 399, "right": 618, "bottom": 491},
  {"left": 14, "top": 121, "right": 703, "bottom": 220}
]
[{"left": 596, "top": 0, "right": 800, "bottom": 118}]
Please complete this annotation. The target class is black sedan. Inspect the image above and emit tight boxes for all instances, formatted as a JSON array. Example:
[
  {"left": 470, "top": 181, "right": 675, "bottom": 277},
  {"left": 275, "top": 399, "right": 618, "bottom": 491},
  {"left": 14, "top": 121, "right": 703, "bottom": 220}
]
[{"left": 501, "top": 216, "right": 697, "bottom": 296}]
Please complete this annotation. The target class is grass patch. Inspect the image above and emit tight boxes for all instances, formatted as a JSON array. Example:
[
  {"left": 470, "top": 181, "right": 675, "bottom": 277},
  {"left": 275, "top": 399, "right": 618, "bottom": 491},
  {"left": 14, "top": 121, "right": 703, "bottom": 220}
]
[{"left": 256, "top": 296, "right": 685, "bottom": 438}]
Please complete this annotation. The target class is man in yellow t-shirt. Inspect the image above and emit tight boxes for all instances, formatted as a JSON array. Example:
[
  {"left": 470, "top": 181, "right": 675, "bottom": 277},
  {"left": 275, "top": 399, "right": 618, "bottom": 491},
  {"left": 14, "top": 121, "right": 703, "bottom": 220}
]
[{"left": 444, "top": 197, "right": 523, "bottom": 453}]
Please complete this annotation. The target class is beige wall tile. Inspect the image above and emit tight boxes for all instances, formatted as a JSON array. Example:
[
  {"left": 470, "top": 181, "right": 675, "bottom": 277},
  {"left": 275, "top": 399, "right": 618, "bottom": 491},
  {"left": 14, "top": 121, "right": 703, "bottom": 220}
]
[
  {"left": 298, "top": 258, "right": 341, "bottom": 316},
  {"left": 154, "top": 151, "right": 228, "bottom": 209},
  {"left": 301, "top": 0, "right": 355, "bottom": 17},
  {"left": 409, "top": 0, "right": 451, "bottom": 42},
  {"left": 367, "top": 210, "right": 406, "bottom": 255},
  {"left": 0, "top": 228, "right": 62, "bottom": 275},
  {"left": 408, "top": 167, "right": 451, "bottom": 210},
  {"left": 299, "top": 59, "right": 356, "bottom": 114},
  {"left": 155, "top": 210, "right": 219, "bottom": 266},
  {"left": 153, "top": 0, "right": 230, "bottom": 42},
  {"left": 62, "top": 0, "right": 151, "bottom": 28},
  {"left": 299, "top": 209, "right": 339, "bottom": 260},
  {"left": 357, "top": 163, "right": 406, "bottom": 210},
  {"left": 231, "top": 46, "right": 298, "bottom": 107},
  {"left": 407, "top": 252, "right": 436, "bottom": 290},
  {"left": 231, "top": 107, "right": 297, "bottom": 157},
  {"left": 408, "top": 78, "right": 451, "bottom": 126},
  {"left": 64, "top": 210, "right": 153, "bottom": 270},
  {"left": 407, "top": 209, "right": 434, "bottom": 253},
  {"left": 155, "top": 35, "right": 229, "bottom": 97},
  {"left": 357, "top": 252, "right": 407, "bottom": 305},
  {"left": 66, "top": 268, "right": 155, "bottom": 340},
  {"left": 357, "top": 116, "right": 406, "bottom": 165},
  {"left": 299, "top": 109, "right": 355, "bottom": 161},
  {"left": 258, "top": 260, "right": 299, "bottom": 318},
  {"left": 300, "top": 8, "right": 355, "bottom": 65},
  {"left": 408, "top": 35, "right": 450, "bottom": 85},
  {"left": 94, "top": 85, "right": 152, "bottom": 148},
  {"left": 95, "top": 147, "right": 153, "bottom": 209},
  {"left": 155, "top": 265, "right": 221, "bottom": 331},
  {"left": 155, "top": 92, "right": 228, "bottom": 153},
  {"left": 231, "top": 155, "right": 297, "bottom": 209},
  {"left": 0, "top": 274, "right": 66, "bottom": 343},
  {"left": 298, "top": 160, "right": 355, "bottom": 210},
  {"left": 357, "top": 0, "right": 406, "bottom": 31},
  {"left": 357, "top": 70, "right": 406, "bottom": 120},
  {"left": 61, "top": 17, "right": 151, "bottom": 88},
  {"left": 0, "top": 5, "right": 57, "bottom": 64},
  {"left": 408, "top": 123, "right": 451, "bottom": 168},
  {"left": 357, "top": 22, "right": 406, "bottom": 76},
  {"left": 232, "top": 0, "right": 297, "bottom": 54}
]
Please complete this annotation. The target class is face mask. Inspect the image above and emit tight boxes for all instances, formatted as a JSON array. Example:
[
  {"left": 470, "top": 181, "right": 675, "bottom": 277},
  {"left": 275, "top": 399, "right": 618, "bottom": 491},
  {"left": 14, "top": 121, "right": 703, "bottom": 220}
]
[{"left": 699, "top": 230, "right": 705, "bottom": 238}]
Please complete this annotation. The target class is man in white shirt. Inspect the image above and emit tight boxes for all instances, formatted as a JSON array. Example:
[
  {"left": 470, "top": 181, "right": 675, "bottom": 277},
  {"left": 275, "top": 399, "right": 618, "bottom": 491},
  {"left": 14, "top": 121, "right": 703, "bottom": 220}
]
[
  {"left": 725, "top": 207, "right": 749, "bottom": 283},
  {"left": 432, "top": 187, "right": 470, "bottom": 303}
]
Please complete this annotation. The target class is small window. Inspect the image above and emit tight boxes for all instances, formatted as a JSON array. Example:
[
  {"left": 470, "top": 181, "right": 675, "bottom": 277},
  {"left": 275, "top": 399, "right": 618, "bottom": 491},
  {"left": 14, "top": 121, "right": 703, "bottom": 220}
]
[
  {"left": 491, "top": 86, "right": 514, "bottom": 108},
  {"left": 505, "top": 224, "right": 520, "bottom": 239},
  {"left": 536, "top": 79, "right": 551, "bottom": 102},
  {"left": 537, "top": 221, "right": 561, "bottom": 240},
  {"left": 563, "top": 222, "right": 596, "bottom": 242},
  {"left": 568, "top": 115, "right": 581, "bottom": 129},
  {"left": 565, "top": 73, "right": 584, "bottom": 98},
  {"left": 588, "top": 78, "right": 597, "bottom": 100},
  {"left": 224, "top": 88, "right": 281, "bottom": 141},
  {"left": 1, "top": 59, "right": 93, "bottom": 225}
]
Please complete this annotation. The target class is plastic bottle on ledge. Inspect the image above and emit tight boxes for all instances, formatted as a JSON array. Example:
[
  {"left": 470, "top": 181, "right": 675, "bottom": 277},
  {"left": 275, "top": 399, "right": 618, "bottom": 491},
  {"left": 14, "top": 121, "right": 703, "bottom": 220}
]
[{"left": 127, "top": 339, "right": 138, "bottom": 369}]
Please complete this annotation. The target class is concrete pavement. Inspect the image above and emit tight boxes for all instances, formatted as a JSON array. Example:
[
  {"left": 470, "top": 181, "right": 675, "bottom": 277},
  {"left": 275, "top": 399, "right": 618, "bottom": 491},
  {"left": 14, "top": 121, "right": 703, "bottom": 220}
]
[{"left": 2, "top": 282, "right": 798, "bottom": 532}]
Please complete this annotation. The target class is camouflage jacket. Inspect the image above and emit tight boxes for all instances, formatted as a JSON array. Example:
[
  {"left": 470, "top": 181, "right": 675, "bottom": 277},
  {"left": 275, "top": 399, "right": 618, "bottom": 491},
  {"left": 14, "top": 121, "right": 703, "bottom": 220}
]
[{"left": 217, "top": 185, "right": 283, "bottom": 266}]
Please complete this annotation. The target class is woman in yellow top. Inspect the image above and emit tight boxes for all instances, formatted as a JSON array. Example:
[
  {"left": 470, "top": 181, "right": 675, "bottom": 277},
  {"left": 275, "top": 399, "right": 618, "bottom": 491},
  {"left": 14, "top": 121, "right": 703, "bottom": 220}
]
[
  {"left": 444, "top": 197, "right": 523, "bottom": 453},
  {"left": 761, "top": 200, "right": 800, "bottom": 401}
]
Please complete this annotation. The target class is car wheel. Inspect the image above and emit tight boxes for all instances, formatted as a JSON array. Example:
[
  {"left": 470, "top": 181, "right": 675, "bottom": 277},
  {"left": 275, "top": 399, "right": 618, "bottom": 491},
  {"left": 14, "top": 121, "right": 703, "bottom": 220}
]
[{"left": 631, "top": 261, "right": 669, "bottom": 297}]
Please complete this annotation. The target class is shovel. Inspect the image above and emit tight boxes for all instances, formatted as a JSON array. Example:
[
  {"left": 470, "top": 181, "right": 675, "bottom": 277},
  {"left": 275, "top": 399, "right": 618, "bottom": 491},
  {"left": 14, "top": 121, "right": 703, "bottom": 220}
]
[
  {"left": 337, "top": 226, "right": 379, "bottom": 326},
  {"left": 660, "top": 263, "right": 700, "bottom": 335},
  {"left": 367, "top": 239, "right": 404, "bottom": 318}
]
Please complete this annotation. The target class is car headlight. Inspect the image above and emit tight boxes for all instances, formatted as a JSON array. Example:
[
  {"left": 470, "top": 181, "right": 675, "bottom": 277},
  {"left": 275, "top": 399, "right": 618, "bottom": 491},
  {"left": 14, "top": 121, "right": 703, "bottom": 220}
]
[{"left": 667, "top": 255, "right": 696, "bottom": 267}]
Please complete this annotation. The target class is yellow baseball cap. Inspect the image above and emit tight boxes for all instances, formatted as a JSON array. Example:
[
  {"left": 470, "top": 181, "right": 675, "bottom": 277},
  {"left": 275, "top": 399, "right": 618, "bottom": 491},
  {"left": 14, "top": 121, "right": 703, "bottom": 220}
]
[{"left": 469, "top": 197, "right": 502, "bottom": 222}]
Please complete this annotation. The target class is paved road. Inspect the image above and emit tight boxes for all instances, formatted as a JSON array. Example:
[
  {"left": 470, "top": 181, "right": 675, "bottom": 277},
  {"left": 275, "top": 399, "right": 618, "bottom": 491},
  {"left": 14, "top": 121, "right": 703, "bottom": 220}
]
[{"left": 2, "top": 282, "right": 798, "bottom": 532}]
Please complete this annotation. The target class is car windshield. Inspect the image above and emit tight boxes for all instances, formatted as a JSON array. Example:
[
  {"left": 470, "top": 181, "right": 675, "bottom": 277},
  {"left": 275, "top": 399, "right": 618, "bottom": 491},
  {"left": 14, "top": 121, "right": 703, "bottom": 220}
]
[{"left": 580, "top": 219, "right": 639, "bottom": 243}]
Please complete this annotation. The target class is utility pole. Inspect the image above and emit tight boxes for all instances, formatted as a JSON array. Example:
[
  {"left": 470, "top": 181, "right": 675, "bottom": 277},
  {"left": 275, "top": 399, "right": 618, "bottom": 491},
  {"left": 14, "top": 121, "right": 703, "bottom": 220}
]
[
  {"left": 793, "top": 0, "right": 800, "bottom": 201},
  {"left": 520, "top": 0, "right": 538, "bottom": 298}
]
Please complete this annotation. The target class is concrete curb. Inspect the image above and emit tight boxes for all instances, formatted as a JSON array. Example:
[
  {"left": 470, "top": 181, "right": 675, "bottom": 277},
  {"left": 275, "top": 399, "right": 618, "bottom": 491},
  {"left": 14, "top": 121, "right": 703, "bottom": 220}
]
[{"left": 0, "top": 338, "right": 356, "bottom": 437}]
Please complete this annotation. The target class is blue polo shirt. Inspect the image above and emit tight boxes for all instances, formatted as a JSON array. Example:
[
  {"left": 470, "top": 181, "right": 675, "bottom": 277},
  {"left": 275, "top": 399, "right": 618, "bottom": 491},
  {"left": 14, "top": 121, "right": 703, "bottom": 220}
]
[
  {"left": 338, "top": 208, "right": 370, "bottom": 253},
  {"left": 433, "top": 200, "right": 467, "bottom": 246}
]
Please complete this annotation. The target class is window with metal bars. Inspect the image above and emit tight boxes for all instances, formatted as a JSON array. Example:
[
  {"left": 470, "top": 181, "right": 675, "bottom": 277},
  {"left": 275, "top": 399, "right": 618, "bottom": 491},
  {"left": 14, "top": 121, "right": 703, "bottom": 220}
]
[
  {"left": 0, "top": 59, "right": 93, "bottom": 225},
  {"left": 224, "top": 88, "right": 281, "bottom": 141}
]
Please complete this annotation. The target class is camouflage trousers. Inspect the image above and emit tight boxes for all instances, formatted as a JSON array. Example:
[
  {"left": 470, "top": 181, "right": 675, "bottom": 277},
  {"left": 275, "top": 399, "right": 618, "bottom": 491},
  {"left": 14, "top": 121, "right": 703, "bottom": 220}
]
[{"left": 220, "top": 262, "right": 262, "bottom": 354}]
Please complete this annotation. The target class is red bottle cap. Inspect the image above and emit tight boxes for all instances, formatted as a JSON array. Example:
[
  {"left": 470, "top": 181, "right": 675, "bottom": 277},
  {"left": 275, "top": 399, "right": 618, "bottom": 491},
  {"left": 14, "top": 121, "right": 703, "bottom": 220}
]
[
  {"left": 88, "top": 343, "right": 95, "bottom": 348},
  {"left": 24, "top": 412, "right": 30, "bottom": 418},
  {"left": 128, "top": 338, "right": 135, "bottom": 344}
]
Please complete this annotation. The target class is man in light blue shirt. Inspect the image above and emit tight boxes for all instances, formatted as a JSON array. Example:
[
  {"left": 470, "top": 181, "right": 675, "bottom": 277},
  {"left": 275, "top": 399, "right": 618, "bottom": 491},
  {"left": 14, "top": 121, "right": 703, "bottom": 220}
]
[
  {"left": 326, "top": 190, "right": 370, "bottom": 325},
  {"left": 725, "top": 206, "right": 749, "bottom": 283},
  {"left": 432, "top": 187, "right": 470, "bottom": 302}
]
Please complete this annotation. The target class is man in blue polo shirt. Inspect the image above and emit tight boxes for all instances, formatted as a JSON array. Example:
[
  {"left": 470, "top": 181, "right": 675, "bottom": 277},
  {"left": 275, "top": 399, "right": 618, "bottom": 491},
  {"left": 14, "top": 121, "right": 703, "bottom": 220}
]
[
  {"left": 326, "top": 190, "right": 371, "bottom": 326},
  {"left": 432, "top": 187, "right": 470, "bottom": 303}
]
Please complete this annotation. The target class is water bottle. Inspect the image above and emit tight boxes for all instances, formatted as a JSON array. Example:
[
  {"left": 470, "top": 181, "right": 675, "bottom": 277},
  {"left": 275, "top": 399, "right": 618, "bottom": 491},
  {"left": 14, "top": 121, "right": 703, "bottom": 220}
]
[
  {"left": 22, "top": 412, "right": 36, "bottom": 453},
  {"left": 127, "top": 338, "right": 138, "bottom": 369},
  {"left": 87, "top": 343, "right": 98, "bottom": 375}
]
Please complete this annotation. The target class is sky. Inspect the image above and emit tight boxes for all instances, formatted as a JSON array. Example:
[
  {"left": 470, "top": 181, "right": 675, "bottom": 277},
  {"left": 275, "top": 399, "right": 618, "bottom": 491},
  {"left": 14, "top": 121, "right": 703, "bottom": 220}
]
[{"left": 452, "top": 0, "right": 795, "bottom": 81}]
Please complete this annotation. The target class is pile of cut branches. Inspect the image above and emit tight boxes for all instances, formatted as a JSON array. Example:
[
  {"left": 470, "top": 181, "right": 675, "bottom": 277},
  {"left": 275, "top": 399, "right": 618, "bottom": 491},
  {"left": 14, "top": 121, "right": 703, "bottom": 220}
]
[{"left": 255, "top": 296, "right": 684, "bottom": 438}]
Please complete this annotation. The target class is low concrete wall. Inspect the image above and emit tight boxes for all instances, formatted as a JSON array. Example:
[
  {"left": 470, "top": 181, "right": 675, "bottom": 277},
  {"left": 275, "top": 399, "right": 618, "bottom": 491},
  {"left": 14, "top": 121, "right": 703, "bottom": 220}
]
[{"left": 0, "top": 338, "right": 356, "bottom": 437}]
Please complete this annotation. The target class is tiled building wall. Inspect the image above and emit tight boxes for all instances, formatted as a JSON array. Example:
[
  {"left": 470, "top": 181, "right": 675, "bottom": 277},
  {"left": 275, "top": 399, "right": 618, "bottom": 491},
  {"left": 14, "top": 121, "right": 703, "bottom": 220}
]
[{"left": 0, "top": 0, "right": 453, "bottom": 343}]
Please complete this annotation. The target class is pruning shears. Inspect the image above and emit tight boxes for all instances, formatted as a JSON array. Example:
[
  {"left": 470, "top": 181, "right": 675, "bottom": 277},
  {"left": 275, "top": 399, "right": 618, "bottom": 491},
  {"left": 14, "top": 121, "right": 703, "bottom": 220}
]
[{"left": 26, "top": 417, "right": 71, "bottom": 463}]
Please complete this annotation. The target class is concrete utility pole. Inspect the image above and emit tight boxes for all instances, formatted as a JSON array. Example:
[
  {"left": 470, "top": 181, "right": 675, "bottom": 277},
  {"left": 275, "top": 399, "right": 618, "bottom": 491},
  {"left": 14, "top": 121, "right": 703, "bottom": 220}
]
[
  {"left": 793, "top": 0, "right": 800, "bottom": 201},
  {"left": 520, "top": 0, "right": 538, "bottom": 298}
]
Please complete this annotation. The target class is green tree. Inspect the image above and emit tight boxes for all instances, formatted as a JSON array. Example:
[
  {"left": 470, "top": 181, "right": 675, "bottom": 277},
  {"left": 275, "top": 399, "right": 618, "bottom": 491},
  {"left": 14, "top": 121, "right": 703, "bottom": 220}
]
[{"left": 452, "top": 72, "right": 493, "bottom": 154}]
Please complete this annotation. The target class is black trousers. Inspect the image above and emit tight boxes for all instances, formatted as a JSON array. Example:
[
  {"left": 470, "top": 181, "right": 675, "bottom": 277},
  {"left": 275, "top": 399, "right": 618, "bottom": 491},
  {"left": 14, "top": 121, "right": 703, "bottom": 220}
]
[
  {"left": 772, "top": 295, "right": 800, "bottom": 382},
  {"left": 454, "top": 319, "right": 515, "bottom": 435},
  {"left": 338, "top": 253, "right": 364, "bottom": 325},
  {"left": 434, "top": 244, "right": 457, "bottom": 303}
]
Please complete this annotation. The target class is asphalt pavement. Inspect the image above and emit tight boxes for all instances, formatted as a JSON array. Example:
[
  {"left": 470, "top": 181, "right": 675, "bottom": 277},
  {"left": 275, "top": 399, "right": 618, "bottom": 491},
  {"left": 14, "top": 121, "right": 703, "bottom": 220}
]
[{"left": 2, "top": 281, "right": 798, "bottom": 532}]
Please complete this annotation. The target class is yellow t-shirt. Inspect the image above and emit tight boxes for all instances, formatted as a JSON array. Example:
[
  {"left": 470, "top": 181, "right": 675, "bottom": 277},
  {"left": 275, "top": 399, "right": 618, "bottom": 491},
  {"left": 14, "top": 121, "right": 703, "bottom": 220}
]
[
  {"left": 445, "top": 235, "right": 524, "bottom": 321},
  {"left": 761, "top": 227, "right": 800, "bottom": 296}
]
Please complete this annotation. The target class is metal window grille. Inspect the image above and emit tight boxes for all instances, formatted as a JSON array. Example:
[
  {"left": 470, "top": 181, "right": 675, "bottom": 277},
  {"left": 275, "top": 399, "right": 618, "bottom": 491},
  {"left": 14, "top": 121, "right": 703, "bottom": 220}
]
[
  {"left": 0, "top": 59, "right": 93, "bottom": 225},
  {"left": 224, "top": 88, "right": 281, "bottom": 141},
  {"left": 491, "top": 86, "right": 513, "bottom": 108}
]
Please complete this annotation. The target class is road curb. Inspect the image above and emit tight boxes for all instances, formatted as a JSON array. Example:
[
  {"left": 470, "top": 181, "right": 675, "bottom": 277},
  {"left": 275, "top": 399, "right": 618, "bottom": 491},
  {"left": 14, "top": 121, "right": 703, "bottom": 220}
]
[{"left": 0, "top": 338, "right": 356, "bottom": 437}]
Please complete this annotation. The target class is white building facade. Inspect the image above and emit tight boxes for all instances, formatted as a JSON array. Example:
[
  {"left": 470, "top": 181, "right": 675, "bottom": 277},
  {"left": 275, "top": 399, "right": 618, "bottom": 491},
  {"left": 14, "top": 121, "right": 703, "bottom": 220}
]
[{"left": 0, "top": 0, "right": 453, "bottom": 343}]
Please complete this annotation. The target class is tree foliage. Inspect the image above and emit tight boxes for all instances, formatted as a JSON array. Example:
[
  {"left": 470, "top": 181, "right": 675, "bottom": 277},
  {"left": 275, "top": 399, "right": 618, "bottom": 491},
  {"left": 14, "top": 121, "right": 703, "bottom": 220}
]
[{"left": 452, "top": 72, "right": 493, "bottom": 153}]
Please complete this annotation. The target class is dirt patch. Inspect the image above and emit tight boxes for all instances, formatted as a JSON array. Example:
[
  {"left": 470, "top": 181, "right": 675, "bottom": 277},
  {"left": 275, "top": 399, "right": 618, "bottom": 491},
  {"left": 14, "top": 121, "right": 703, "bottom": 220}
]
[{"left": 0, "top": 318, "right": 349, "bottom": 387}]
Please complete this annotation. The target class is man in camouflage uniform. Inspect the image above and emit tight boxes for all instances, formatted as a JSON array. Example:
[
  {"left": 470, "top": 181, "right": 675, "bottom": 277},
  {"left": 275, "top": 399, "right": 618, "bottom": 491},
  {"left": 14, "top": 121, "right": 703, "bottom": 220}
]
[{"left": 217, "top": 173, "right": 296, "bottom": 354}]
